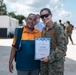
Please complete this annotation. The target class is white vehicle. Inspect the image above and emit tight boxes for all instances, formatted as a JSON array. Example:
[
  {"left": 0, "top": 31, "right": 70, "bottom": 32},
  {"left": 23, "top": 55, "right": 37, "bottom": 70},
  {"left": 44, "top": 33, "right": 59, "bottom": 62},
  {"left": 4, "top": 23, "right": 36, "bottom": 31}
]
[{"left": 0, "top": 15, "right": 19, "bottom": 38}]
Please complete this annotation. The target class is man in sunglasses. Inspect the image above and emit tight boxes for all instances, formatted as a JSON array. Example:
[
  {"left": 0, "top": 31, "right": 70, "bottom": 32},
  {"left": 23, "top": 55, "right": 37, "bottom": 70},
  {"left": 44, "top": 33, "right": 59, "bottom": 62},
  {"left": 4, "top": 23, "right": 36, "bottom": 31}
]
[{"left": 40, "top": 8, "right": 67, "bottom": 75}]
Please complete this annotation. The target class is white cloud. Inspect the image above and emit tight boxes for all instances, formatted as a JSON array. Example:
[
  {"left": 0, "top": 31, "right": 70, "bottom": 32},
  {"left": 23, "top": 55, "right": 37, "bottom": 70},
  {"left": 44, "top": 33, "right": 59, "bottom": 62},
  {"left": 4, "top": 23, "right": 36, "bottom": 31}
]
[
  {"left": 4, "top": 0, "right": 72, "bottom": 21},
  {"left": 58, "top": 10, "right": 72, "bottom": 18},
  {"left": 4, "top": 0, "right": 63, "bottom": 14},
  {"left": 53, "top": 10, "right": 72, "bottom": 20},
  {"left": 4, "top": 0, "right": 33, "bottom": 16}
]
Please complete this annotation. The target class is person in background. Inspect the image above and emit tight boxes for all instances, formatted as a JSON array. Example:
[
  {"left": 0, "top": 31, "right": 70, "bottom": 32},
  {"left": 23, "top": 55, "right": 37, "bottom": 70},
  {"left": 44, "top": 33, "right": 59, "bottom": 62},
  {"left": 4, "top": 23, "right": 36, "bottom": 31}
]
[
  {"left": 9, "top": 13, "right": 41, "bottom": 75},
  {"left": 66, "top": 21, "right": 74, "bottom": 45},
  {"left": 35, "top": 14, "right": 45, "bottom": 32},
  {"left": 40, "top": 8, "right": 67, "bottom": 75},
  {"left": 59, "top": 20, "right": 65, "bottom": 30}
]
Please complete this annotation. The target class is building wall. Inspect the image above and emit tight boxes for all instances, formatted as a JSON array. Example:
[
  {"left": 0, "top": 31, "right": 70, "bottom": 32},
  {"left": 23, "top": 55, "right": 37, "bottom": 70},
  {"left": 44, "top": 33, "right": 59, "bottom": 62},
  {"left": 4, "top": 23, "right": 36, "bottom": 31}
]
[{"left": 0, "top": 15, "right": 19, "bottom": 37}]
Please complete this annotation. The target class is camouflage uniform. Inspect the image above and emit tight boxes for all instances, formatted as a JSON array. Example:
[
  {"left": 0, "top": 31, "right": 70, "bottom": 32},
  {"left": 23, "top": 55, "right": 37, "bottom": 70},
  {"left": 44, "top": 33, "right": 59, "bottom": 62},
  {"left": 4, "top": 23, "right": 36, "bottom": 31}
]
[
  {"left": 66, "top": 24, "right": 74, "bottom": 44},
  {"left": 40, "top": 22, "right": 67, "bottom": 75},
  {"left": 60, "top": 23, "right": 65, "bottom": 31}
]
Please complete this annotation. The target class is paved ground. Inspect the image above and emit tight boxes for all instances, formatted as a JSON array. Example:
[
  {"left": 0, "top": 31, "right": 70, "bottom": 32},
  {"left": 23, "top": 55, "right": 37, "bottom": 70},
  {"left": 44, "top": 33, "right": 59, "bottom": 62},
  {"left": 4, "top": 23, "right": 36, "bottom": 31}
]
[
  {"left": 0, "top": 46, "right": 17, "bottom": 75},
  {"left": 0, "top": 30, "right": 76, "bottom": 75}
]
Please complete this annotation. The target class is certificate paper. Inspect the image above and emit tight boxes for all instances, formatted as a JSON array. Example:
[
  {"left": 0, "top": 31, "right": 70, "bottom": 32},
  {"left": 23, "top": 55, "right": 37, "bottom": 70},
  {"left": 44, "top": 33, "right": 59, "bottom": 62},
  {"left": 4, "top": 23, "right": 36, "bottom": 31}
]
[{"left": 35, "top": 38, "right": 50, "bottom": 60}]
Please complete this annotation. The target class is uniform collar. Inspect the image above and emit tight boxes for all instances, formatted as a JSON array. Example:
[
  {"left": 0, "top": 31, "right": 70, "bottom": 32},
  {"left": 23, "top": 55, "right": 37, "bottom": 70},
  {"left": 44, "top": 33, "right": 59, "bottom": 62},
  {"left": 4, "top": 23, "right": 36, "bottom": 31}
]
[{"left": 44, "top": 22, "right": 57, "bottom": 30}]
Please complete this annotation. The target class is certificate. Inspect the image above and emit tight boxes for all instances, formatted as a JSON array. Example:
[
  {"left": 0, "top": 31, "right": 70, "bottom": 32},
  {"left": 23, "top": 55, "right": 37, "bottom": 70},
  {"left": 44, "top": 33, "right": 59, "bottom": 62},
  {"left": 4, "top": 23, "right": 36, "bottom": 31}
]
[{"left": 35, "top": 38, "right": 50, "bottom": 60}]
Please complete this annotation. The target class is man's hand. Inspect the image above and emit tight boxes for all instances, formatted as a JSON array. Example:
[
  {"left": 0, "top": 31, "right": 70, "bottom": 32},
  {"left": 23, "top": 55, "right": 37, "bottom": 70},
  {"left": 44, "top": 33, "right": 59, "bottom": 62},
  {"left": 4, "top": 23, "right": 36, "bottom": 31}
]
[{"left": 9, "top": 62, "right": 13, "bottom": 73}]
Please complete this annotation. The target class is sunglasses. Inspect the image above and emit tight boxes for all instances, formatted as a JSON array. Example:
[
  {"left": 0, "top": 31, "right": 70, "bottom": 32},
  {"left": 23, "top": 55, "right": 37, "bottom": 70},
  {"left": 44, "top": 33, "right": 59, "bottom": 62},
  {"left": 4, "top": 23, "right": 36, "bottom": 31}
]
[{"left": 40, "top": 13, "right": 50, "bottom": 19}]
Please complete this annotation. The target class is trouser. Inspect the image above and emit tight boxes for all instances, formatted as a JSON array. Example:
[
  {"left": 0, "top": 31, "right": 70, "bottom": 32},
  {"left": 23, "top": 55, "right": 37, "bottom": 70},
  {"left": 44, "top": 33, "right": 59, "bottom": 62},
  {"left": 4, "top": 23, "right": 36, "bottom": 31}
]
[
  {"left": 40, "top": 58, "right": 64, "bottom": 75},
  {"left": 17, "top": 70, "right": 39, "bottom": 75},
  {"left": 67, "top": 33, "right": 73, "bottom": 44}
]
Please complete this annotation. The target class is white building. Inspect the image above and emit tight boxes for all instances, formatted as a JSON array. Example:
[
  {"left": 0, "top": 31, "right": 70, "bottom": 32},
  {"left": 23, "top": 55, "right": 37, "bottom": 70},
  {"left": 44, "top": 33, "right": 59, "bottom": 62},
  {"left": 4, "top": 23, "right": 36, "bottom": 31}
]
[{"left": 0, "top": 15, "right": 19, "bottom": 37}]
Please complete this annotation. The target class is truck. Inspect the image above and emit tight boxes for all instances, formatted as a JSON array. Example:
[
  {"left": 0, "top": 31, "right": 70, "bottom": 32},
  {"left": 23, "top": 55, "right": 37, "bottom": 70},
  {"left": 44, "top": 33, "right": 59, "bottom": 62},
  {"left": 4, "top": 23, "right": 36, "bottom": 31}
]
[{"left": 0, "top": 15, "right": 19, "bottom": 38}]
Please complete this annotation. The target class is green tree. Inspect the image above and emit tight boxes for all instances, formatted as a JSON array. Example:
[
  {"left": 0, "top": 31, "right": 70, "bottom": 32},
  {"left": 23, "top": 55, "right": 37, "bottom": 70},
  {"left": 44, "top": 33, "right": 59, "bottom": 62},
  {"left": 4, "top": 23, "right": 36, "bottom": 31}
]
[
  {"left": 8, "top": 12, "right": 26, "bottom": 25},
  {"left": 16, "top": 15, "right": 25, "bottom": 24},
  {"left": 0, "top": 3, "right": 7, "bottom": 15},
  {"left": 8, "top": 12, "right": 16, "bottom": 18}
]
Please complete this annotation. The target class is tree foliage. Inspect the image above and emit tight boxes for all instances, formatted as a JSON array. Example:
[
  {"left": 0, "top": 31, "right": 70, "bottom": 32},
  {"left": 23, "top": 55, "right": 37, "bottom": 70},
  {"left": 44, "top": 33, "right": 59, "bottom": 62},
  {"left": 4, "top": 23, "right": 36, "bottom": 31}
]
[
  {"left": 0, "top": 3, "right": 7, "bottom": 15},
  {"left": 16, "top": 15, "right": 25, "bottom": 24},
  {"left": 8, "top": 12, "right": 16, "bottom": 18},
  {"left": 8, "top": 12, "right": 26, "bottom": 24}
]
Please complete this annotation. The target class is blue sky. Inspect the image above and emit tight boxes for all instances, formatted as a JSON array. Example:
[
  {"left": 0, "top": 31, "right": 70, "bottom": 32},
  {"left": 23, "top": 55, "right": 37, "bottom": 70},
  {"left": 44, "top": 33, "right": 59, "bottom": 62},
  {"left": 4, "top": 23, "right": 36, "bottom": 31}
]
[
  {"left": 3, "top": 0, "right": 76, "bottom": 27},
  {"left": 63, "top": 0, "right": 76, "bottom": 26}
]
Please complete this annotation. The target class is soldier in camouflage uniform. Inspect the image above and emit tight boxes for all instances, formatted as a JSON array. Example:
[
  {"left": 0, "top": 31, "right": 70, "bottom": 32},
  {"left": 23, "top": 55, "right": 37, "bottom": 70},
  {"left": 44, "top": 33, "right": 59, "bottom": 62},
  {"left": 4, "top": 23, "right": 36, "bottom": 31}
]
[
  {"left": 59, "top": 20, "right": 65, "bottom": 30},
  {"left": 40, "top": 8, "right": 67, "bottom": 75},
  {"left": 65, "top": 21, "right": 74, "bottom": 44}
]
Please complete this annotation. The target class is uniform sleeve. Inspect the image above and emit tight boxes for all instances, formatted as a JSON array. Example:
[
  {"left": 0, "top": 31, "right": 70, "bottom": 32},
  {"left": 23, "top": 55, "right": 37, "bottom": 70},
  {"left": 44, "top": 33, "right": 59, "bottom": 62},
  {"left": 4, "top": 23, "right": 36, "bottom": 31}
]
[{"left": 48, "top": 26, "right": 67, "bottom": 63}]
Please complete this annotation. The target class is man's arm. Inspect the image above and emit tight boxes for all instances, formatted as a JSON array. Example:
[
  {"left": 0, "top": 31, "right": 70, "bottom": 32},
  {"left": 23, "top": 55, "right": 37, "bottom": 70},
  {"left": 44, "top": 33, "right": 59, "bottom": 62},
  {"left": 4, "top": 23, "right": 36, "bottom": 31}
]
[{"left": 9, "top": 46, "right": 16, "bottom": 73}]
